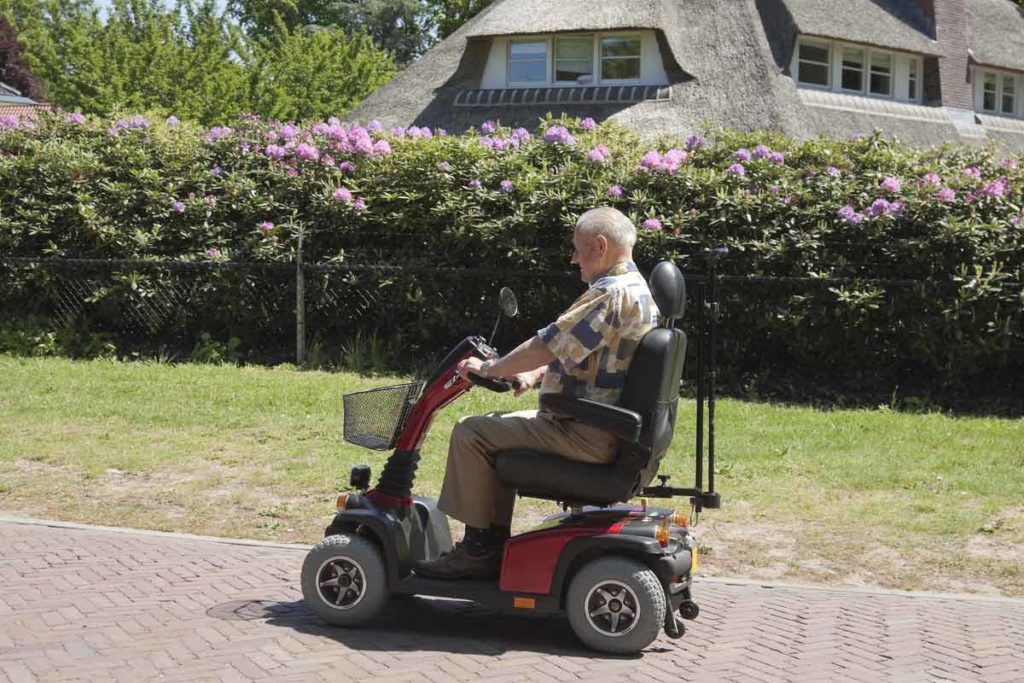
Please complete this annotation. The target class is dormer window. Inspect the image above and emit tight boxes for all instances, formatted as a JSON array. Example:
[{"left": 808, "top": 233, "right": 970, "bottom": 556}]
[
  {"left": 508, "top": 39, "right": 548, "bottom": 85},
  {"left": 792, "top": 36, "right": 922, "bottom": 104},
  {"left": 974, "top": 67, "right": 1022, "bottom": 118},
  {"left": 485, "top": 31, "right": 667, "bottom": 89},
  {"left": 601, "top": 36, "right": 642, "bottom": 81}
]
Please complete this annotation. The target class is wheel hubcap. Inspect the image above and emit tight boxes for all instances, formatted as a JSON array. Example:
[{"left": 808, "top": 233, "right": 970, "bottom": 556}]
[
  {"left": 315, "top": 556, "right": 367, "bottom": 611},
  {"left": 585, "top": 580, "right": 640, "bottom": 637}
]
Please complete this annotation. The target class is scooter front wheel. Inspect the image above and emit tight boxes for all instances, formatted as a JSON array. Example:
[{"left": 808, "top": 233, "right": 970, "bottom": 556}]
[
  {"left": 301, "top": 534, "right": 389, "bottom": 626},
  {"left": 566, "top": 556, "right": 666, "bottom": 655}
]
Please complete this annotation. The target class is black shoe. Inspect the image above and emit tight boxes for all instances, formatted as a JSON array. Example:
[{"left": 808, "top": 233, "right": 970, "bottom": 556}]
[{"left": 414, "top": 543, "right": 501, "bottom": 580}]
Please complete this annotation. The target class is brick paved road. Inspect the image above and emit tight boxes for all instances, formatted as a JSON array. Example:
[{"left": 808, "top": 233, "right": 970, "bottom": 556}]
[{"left": 1, "top": 518, "right": 1023, "bottom": 682}]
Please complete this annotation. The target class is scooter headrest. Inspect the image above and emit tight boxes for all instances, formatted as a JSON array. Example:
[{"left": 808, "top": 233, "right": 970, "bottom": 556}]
[{"left": 649, "top": 261, "right": 686, "bottom": 323}]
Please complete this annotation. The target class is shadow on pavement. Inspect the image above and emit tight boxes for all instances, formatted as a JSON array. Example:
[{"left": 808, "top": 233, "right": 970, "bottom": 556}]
[{"left": 208, "top": 597, "right": 662, "bottom": 658}]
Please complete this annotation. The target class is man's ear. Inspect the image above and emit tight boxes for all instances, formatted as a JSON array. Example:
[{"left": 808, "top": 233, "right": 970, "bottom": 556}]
[{"left": 595, "top": 234, "right": 609, "bottom": 255}]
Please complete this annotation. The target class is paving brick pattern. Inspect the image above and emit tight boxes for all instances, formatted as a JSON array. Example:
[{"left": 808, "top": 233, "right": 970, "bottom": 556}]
[{"left": 1, "top": 519, "right": 1023, "bottom": 682}]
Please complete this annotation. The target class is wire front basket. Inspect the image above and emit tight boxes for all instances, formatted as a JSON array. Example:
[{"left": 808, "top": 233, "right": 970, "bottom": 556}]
[{"left": 342, "top": 381, "right": 423, "bottom": 451}]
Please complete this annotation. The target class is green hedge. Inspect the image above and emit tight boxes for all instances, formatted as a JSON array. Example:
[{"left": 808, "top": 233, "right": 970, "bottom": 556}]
[{"left": 0, "top": 111, "right": 1021, "bottom": 408}]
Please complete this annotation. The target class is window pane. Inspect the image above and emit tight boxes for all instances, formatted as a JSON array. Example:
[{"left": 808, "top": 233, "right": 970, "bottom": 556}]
[
  {"left": 602, "top": 57, "right": 641, "bottom": 80},
  {"left": 983, "top": 73, "right": 998, "bottom": 111},
  {"left": 799, "top": 42, "right": 829, "bottom": 64},
  {"left": 799, "top": 62, "right": 829, "bottom": 86},
  {"left": 556, "top": 61, "right": 593, "bottom": 82},
  {"left": 510, "top": 41, "right": 547, "bottom": 61},
  {"left": 871, "top": 53, "right": 892, "bottom": 73},
  {"left": 842, "top": 48, "right": 864, "bottom": 69},
  {"left": 1002, "top": 77, "right": 1016, "bottom": 114},
  {"left": 908, "top": 78, "right": 917, "bottom": 100},
  {"left": 842, "top": 68, "right": 863, "bottom": 91},
  {"left": 556, "top": 37, "right": 592, "bottom": 61},
  {"left": 601, "top": 37, "right": 641, "bottom": 59},
  {"left": 870, "top": 73, "right": 891, "bottom": 95},
  {"left": 509, "top": 60, "right": 547, "bottom": 83}
]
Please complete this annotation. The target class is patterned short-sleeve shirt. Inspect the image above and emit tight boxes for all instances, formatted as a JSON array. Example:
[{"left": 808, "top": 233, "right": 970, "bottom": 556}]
[{"left": 536, "top": 262, "right": 659, "bottom": 406}]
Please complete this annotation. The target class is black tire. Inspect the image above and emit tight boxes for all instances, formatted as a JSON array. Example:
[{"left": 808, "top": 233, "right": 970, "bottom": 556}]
[
  {"left": 301, "top": 534, "right": 389, "bottom": 627},
  {"left": 566, "top": 556, "right": 666, "bottom": 655}
]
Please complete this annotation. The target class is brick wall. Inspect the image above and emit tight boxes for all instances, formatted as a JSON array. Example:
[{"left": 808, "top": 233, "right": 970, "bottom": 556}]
[{"left": 928, "top": 0, "right": 974, "bottom": 109}]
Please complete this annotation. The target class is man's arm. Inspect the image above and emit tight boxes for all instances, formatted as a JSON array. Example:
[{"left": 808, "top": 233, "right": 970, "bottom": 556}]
[{"left": 455, "top": 336, "right": 553, "bottom": 382}]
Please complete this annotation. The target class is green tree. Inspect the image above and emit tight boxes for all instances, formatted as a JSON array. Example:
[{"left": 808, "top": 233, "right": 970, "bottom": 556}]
[
  {"left": 429, "top": 0, "right": 490, "bottom": 39},
  {"left": 247, "top": 18, "right": 396, "bottom": 121}
]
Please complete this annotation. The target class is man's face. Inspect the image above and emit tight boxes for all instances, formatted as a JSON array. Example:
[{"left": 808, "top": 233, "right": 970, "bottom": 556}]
[{"left": 571, "top": 229, "right": 604, "bottom": 284}]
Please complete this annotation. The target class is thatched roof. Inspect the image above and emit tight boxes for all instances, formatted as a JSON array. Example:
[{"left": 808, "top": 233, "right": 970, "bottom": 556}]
[
  {"left": 777, "top": 0, "right": 940, "bottom": 55},
  {"left": 347, "top": 0, "right": 1024, "bottom": 152},
  {"left": 464, "top": 0, "right": 666, "bottom": 36},
  {"left": 968, "top": 0, "right": 1024, "bottom": 72}
]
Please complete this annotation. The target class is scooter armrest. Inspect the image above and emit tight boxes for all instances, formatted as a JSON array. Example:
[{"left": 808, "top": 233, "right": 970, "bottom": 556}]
[{"left": 540, "top": 393, "right": 643, "bottom": 443}]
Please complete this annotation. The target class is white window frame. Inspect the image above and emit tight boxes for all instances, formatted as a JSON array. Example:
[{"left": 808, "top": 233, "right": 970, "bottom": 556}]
[
  {"left": 795, "top": 36, "right": 832, "bottom": 89},
  {"left": 792, "top": 35, "right": 923, "bottom": 104},
  {"left": 974, "top": 68, "right": 1023, "bottom": 119},
  {"left": 553, "top": 34, "right": 596, "bottom": 85},
  {"left": 598, "top": 33, "right": 643, "bottom": 84},
  {"left": 507, "top": 36, "right": 551, "bottom": 87},
  {"left": 869, "top": 51, "right": 893, "bottom": 97},
  {"left": 504, "top": 32, "right": 645, "bottom": 88}
]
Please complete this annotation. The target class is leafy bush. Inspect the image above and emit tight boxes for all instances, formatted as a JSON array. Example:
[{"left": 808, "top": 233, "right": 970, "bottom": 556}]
[{"left": 1, "top": 111, "right": 1021, "bottom": 408}]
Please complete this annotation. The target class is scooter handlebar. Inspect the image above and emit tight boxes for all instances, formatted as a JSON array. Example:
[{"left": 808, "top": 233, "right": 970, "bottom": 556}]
[{"left": 467, "top": 372, "right": 523, "bottom": 394}]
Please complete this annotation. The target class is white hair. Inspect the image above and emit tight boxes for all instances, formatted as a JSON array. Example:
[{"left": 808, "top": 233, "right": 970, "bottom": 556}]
[{"left": 575, "top": 207, "right": 637, "bottom": 249}]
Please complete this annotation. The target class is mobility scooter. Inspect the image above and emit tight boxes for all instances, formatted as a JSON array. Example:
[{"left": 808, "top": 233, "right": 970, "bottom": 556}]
[{"left": 300, "top": 252, "right": 725, "bottom": 654}]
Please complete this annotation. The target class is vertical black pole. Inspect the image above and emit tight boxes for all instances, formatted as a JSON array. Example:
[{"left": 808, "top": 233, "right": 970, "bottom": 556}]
[
  {"left": 296, "top": 229, "right": 306, "bottom": 366},
  {"left": 707, "top": 258, "right": 718, "bottom": 497},
  {"left": 694, "top": 281, "right": 705, "bottom": 512}
]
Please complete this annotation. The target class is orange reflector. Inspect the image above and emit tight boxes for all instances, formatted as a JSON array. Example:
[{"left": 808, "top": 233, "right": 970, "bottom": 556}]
[
  {"left": 513, "top": 597, "right": 536, "bottom": 609},
  {"left": 655, "top": 522, "right": 670, "bottom": 547},
  {"left": 336, "top": 494, "right": 349, "bottom": 510},
  {"left": 671, "top": 511, "right": 688, "bottom": 527}
]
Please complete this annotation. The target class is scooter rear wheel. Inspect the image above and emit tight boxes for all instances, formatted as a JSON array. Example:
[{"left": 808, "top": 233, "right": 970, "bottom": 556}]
[
  {"left": 301, "top": 534, "right": 389, "bottom": 626},
  {"left": 566, "top": 556, "right": 666, "bottom": 655}
]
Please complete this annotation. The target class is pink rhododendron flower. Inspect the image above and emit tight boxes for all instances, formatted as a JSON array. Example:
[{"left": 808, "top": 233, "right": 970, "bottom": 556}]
[
  {"left": 279, "top": 124, "right": 299, "bottom": 140},
  {"left": 936, "top": 187, "right": 956, "bottom": 202},
  {"left": 642, "top": 218, "right": 663, "bottom": 231},
  {"left": 963, "top": 166, "right": 982, "bottom": 181},
  {"left": 372, "top": 139, "right": 392, "bottom": 156},
  {"left": 727, "top": 163, "right": 746, "bottom": 177},
  {"left": 437, "top": 161, "right": 452, "bottom": 173},
  {"left": 685, "top": 135, "right": 705, "bottom": 150},
  {"left": 166, "top": 115, "right": 179, "bottom": 127},
  {"left": 264, "top": 144, "right": 286, "bottom": 159},
  {"left": 467, "top": 179, "right": 482, "bottom": 190},
  {"left": 1001, "top": 158, "right": 1017, "bottom": 171},
  {"left": 1011, "top": 215, "right": 1022, "bottom": 227},
  {"left": 353, "top": 198, "right": 367, "bottom": 211},
  {"left": 259, "top": 221, "right": 274, "bottom": 232},
  {"left": 171, "top": 201, "right": 186, "bottom": 213},
  {"left": 366, "top": 120, "right": 383, "bottom": 134},
  {"left": 332, "top": 187, "right": 353, "bottom": 203},
  {"left": 868, "top": 198, "right": 893, "bottom": 217},
  {"left": 67, "top": 113, "right": 86, "bottom": 125},
  {"left": 391, "top": 126, "right": 406, "bottom": 137},
  {"left": 768, "top": 151, "right": 785, "bottom": 165},
  {"left": 311, "top": 123, "right": 330, "bottom": 136},
  {"left": 607, "top": 185, "right": 624, "bottom": 198},
  {"left": 753, "top": 145, "right": 771, "bottom": 159},
  {"left": 435, "top": 128, "right": 447, "bottom": 136},
  {"left": 826, "top": 166, "right": 841, "bottom": 178},
  {"left": 339, "top": 161, "right": 357, "bottom": 174},
  {"left": 481, "top": 120, "right": 497, "bottom": 134},
  {"left": 543, "top": 126, "right": 576, "bottom": 146},
  {"left": 588, "top": 145, "right": 611, "bottom": 164},
  {"left": 499, "top": 180, "right": 514, "bottom": 193},
  {"left": 511, "top": 128, "right": 530, "bottom": 142},
  {"left": 734, "top": 148, "right": 752, "bottom": 162},
  {"left": 981, "top": 177, "right": 1008, "bottom": 198},
  {"left": 837, "top": 205, "right": 864, "bottom": 225},
  {"left": 880, "top": 177, "right": 901, "bottom": 193},
  {"left": 580, "top": 117, "right": 597, "bottom": 131},
  {"left": 294, "top": 142, "right": 320, "bottom": 161},
  {"left": 920, "top": 172, "right": 941, "bottom": 186}
]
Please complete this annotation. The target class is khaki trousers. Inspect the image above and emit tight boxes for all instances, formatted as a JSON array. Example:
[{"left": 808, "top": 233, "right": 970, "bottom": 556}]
[{"left": 437, "top": 409, "right": 618, "bottom": 530}]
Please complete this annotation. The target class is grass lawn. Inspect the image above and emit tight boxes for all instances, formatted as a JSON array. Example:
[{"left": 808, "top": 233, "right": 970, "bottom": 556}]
[{"left": 1, "top": 354, "right": 1022, "bottom": 596}]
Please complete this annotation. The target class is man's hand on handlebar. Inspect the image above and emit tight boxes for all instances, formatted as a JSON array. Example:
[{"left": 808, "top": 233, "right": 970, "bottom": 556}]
[{"left": 456, "top": 357, "right": 486, "bottom": 381}]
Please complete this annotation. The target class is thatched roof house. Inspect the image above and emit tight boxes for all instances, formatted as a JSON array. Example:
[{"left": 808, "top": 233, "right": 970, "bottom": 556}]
[{"left": 350, "top": 0, "right": 1024, "bottom": 151}]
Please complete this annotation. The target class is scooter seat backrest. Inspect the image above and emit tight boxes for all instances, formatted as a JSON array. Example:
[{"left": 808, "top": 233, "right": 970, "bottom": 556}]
[{"left": 614, "top": 262, "right": 687, "bottom": 491}]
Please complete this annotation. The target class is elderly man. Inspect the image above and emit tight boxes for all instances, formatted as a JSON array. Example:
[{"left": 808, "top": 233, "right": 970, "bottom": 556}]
[{"left": 414, "top": 206, "right": 659, "bottom": 580}]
